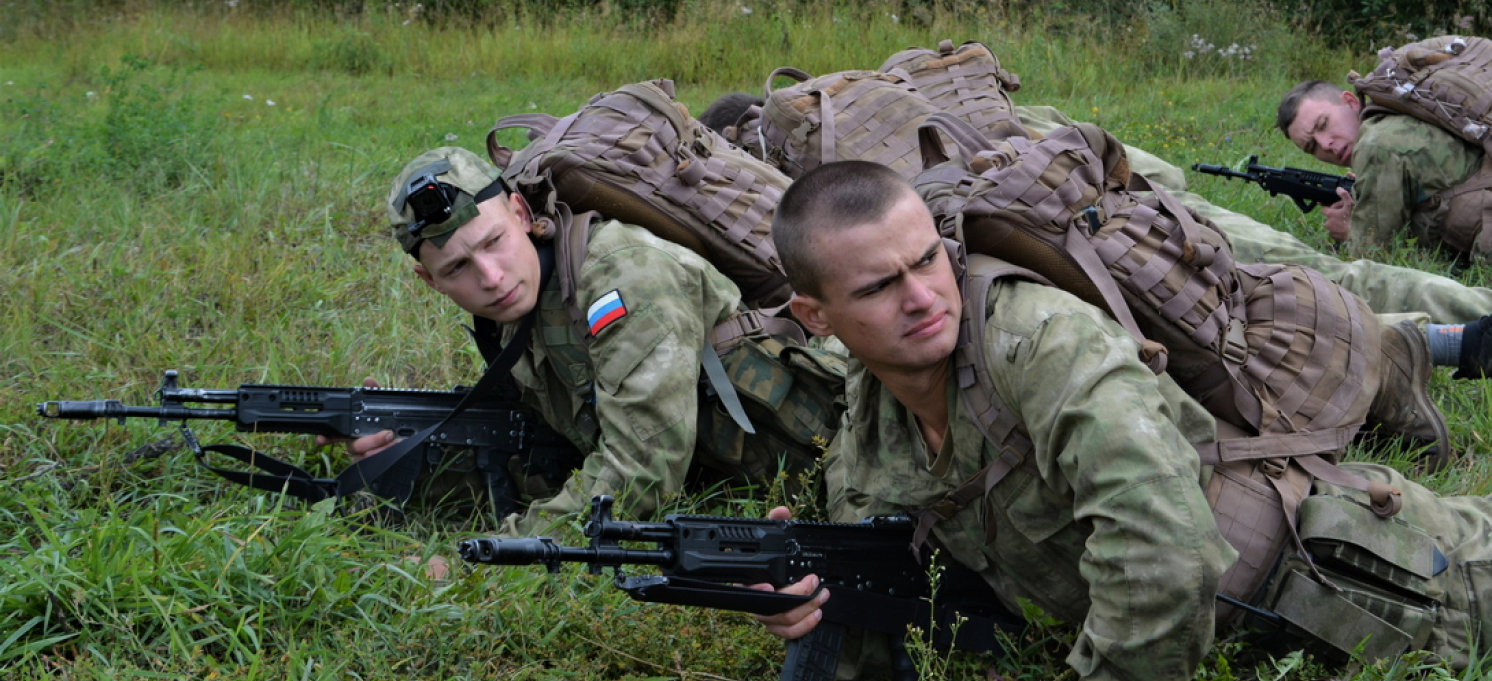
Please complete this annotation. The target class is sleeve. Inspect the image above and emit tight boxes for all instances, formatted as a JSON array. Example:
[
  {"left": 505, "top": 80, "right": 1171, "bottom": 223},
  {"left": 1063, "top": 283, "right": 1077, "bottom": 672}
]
[
  {"left": 1350, "top": 145, "right": 1415, "bottom": 248},
  {"left": 987, "top": 294, "right": 1232, "bottom": 681},
  {"left": 523, "top": 242, "right": 733, "bottom": 524}
]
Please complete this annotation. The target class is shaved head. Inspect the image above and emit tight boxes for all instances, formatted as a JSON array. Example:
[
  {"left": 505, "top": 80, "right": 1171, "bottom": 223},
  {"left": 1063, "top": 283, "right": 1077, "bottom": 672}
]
[{"left": 773, "top": 161, "right": 920, "bottom": 298}]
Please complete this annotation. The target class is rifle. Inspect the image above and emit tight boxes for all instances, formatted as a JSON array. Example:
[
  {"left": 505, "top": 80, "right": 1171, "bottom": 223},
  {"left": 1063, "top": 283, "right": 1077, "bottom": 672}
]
[
  {"left": 37, "top": 370, "right": 581, "bottom": 518},
  {"left": 458, "top": 495, "right": 1023, "bottom": 681},
  {"left": 1192, "top": 154, "right": 1354, "bottom": 214}
]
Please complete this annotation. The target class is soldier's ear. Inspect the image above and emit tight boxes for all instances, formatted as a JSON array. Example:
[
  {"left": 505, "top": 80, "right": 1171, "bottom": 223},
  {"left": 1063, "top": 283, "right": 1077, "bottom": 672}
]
[
  {"left": 413, "top": 262, "right": 441, "bottom": 293},
  {"left": 1340, "top": 89, "right": 1361, "bottom": 111},
  {"left": 790, "top": 294, "right": 835, "bottom": 337}
]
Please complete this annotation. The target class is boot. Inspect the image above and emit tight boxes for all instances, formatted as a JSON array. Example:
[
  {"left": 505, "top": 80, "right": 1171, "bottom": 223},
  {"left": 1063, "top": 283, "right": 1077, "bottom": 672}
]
[{"left": 1366, "top": 321, "right": 1452, "bottom": 471}]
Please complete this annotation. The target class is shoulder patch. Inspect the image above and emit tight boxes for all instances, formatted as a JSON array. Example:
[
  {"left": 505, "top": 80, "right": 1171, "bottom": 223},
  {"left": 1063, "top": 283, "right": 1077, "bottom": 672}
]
[{"left": 586, "top": 289, "right": 628, "bottom": 336}]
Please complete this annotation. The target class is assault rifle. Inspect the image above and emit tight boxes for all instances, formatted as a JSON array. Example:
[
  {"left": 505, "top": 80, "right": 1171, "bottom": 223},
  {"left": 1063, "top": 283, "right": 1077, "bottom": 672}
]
[
  {"left": 1192, "top": 154, "right": 1354, "bottom": 214},
  {"left": 458, "top": 495, "right": 1023, "bottom": 681},
  {"left": 37, "top": 370, "right": 581, "bottom": 518}
]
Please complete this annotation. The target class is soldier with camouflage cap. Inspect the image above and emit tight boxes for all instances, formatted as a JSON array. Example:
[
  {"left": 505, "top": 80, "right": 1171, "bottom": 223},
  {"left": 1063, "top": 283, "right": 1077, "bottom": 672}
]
[
  {"left": 755, "top": 161, "right": 1492, "bottom": 680},
  {"left": 355, "top": 146, "right": 827, "bottom": 535}
]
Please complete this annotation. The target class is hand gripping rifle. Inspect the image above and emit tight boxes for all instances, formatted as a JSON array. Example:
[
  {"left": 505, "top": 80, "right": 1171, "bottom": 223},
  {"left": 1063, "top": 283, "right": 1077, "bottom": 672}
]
[
  {"left": 37, "top": 370, "right": 581, "bottom": 519},
  {"left": 458, "top": 495, "right": 1023, "bottom": 681},
  {"left": 1192, "top": 154, "right": 1354, "bottom": 214}
]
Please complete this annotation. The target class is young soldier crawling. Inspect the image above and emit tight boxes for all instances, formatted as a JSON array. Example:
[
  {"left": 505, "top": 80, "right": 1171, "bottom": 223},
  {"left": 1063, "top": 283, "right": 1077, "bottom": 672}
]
[
  {"left": 336, "top": 147, "right": 836, "bottom": 535},
  {"left": 755, "top": 161, "right": 1492, "bottom": 680}
]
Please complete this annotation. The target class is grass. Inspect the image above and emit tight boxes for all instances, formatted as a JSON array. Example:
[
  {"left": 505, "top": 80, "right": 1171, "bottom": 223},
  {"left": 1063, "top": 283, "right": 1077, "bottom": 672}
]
[{"left": 2, "top": 1, "right": 1489, "bottom": 679}]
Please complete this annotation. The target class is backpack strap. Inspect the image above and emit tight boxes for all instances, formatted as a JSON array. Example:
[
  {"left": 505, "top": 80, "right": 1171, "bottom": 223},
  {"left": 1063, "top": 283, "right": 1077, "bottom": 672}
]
[{"left": 908, "top": 244, "right": 1049, "bottom": 558}]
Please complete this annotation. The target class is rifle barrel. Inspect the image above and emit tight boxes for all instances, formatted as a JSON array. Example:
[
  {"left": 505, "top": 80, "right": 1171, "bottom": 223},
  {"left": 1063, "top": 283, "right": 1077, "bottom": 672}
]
[
  {"left": 37, "top": 400, "right": 237, "bottom": 421},
  {"left": 458, "top": 536, "right": 673, "bottom": 566}
]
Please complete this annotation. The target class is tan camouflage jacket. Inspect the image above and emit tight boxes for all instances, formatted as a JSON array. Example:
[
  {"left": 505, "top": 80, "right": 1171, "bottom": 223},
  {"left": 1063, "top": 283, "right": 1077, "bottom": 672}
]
[
  {"left": 498, "top": 219, "right": 743, "bottom": 535},
  {"left": 828, "top": 277, "right": 1235, "bottom": 681},
  {"left": 1351, "top": 112, "right": 1482, "bottom": 250}
]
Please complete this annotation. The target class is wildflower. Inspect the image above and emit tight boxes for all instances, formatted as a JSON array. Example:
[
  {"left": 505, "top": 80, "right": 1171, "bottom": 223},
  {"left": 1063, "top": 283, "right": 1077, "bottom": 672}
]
[
  {"left": 226, "top": 0, "right": 238, "bottom": 6},
  {"left": 445, "top": 133, "right": 458, "bottom": 141},
  {"left": 1184, "top": 51, "right": 1196, "bottom": 59},
  {"left": 1406, "top": 33, "right": 1418, "bottom": 41},
  {"left": 85, "top": 91, "right": 96, "bottom": 99},
  {"left": 890, "top": 13, "right": 898, "bottom": 22},
  {"left": 243, "top": 94, "right": 253, "bottom": 100},
  {"left": 528, "top": 101, "right": 538, "bottom": 110},
  {"left": 266, "top": 100, "right": 275, "bottom": 106},
  {"left": 740, "top": 5, "right": 752, "bottom": 15}
]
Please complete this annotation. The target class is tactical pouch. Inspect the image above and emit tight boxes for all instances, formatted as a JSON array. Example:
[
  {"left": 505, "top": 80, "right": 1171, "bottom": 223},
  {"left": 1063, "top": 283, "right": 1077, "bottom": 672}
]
[{"left": 1259, "top": 493, "right": 1441, "bottom": 661}]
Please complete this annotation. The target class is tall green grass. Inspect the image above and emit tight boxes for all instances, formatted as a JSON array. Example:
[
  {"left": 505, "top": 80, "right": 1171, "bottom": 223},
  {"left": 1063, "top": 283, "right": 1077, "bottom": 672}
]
[{"left": 2, "top": 2, "right": 1488, "bottom": 679}]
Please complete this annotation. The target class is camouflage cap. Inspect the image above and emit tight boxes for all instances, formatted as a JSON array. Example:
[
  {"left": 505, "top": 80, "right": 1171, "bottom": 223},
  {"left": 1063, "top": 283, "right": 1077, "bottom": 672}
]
[{"left": 386, "top": 147, "right": 505, "bottom": 255}]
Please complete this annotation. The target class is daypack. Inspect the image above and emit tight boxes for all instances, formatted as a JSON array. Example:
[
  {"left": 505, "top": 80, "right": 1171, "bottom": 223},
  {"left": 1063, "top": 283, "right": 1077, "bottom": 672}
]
[
  {"left": 910, "top": 114, "right": 1399, "bottom": 625},
  {"left": 752, "top": 68, "right": 940, "bottom": 180},
  {"left": 1349, "top": 35, "right": 1492, "bottom": 255},
  {"left": 485, "top": 81, "right": 846, "bottom": 484},
  {"left": 489, "top": 79, "right": 794, "bottom": 309},
  {"left": 879, "top": 39, "right": 1028, "bottom": 143}
]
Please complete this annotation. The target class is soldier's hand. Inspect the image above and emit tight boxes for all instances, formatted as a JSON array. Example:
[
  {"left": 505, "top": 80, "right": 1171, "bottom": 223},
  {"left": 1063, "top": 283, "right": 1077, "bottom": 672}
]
[
  {"left": 1324, "top": 187, "right": 1355, "bottom": 243},
  {"left": 749, "top": 506, "right": 831, "bottom": 640},
  {"left": 315, "top": 377, "right": 401, "bottom": 461}
]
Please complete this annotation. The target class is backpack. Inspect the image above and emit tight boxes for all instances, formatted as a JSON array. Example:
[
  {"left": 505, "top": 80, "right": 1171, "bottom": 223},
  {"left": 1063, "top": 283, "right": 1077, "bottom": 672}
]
[
  {"left": 753, "top": 68, "right": 940, "bottom": 180},
  {"left": 1349, "top": 35, "right": 1492, "bottom": 255},
  {"left": 910, "top": 114, "right": 1400, "bottom": 623},
  {"left": 879, "top": 39, "right": 1028, "bottom": 143},
  {"left": 485, "top": 80, "right": 846, "bottom": 485},
  {"left": 489, "top": 79, "right": 794, "bottom": 308}
]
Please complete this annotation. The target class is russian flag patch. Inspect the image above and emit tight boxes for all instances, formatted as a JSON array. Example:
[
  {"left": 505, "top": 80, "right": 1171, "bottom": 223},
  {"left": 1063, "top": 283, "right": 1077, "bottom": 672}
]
[{"left": 587, "top": 289, "right": 628, "bottom": 336}]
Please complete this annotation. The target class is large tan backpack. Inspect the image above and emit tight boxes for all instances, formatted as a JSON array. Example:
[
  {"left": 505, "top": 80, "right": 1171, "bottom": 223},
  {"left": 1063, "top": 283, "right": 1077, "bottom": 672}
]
[
  {"left": 1349, "top": 35, "right": 1492, "bottom": 255},
  {"left": 489, "top": 79, "right": 794, "bottom": 309},
  {"left": 912, "top": 114, "right": 1399, "bottom": 622},
  {"left": 752, "top": 68, "right": 939, "bottom": 180},
  {"left": 879, "top": 39, "right": 1028, "bottom": 143}
]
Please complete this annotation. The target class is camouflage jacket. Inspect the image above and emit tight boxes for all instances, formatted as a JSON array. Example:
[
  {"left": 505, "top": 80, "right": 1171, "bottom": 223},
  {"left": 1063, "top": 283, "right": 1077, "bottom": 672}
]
[
  {"left": 1351, "top": 112, "right": 1482, "bottom": 249},
  {"left": 497, "top": 219, "right": 743, "bottom": 534},
  {"left": 828, "top": 277, "right": 1235, "bottom": 681}
]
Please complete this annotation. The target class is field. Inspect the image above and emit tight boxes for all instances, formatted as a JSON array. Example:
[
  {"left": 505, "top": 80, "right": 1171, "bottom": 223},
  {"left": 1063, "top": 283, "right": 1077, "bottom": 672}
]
[{"left": 3, "top": 1, "right": 1491, "bottom": 679}]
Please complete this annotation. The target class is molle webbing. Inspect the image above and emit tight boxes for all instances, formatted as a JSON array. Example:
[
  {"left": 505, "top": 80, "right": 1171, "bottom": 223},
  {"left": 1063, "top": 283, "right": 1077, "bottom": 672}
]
[
  {"left": 915, "top": 112, "right": 1250, "bottom": 377},
  {"left": 758, "top": 68, "right": 939, "bottom": 180},
  {"left": 489, "top": 78, "right": 794, "bottom": 309},
  {"left": 1350, "top": 36, "right": 1492, "bottom": 154},
  {"left": 879, "top": 39, "right": 1027, "bottom": 143}
]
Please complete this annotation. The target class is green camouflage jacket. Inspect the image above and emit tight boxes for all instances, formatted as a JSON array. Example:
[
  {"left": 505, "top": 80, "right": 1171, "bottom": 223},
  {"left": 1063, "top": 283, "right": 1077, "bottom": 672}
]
[
  {"left": 828, "top": 277, "right": 1235, "bottom": 681},
  {"left": 1351, "top": 112, "right": 1482, "bottom": 250},
  {"left": 498, "top": 219, "right": 743, "bottom": 534}
]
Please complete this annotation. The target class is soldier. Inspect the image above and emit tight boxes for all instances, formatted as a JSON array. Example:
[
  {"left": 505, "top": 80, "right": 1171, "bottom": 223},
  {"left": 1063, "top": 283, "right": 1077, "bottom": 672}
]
[
  {"left": 340, "top": 147, "right": 833, "bottom": 535},
  {"left": 1278, "top": 80, "right": 1482, "bottom": 259},
  {"left": 756, "top": 161, "right": 1492, "bottom": 680}
]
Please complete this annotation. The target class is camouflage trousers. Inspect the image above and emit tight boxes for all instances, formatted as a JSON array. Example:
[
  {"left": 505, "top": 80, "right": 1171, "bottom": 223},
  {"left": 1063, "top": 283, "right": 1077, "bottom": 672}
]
[
  {"left": 1015, "top": 106, "right": 1492, "bottom": 324},
  {"left": 1258, "top": 463, "right": 1492, "bottom": 668}
]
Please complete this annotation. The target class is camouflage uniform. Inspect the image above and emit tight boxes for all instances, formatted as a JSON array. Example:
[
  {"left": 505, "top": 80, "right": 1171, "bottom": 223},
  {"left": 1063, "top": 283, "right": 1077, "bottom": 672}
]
[
  {"left": 1350, "top": 112, "right": 1483, "bottom": 250},
  {"left": 1015, "top": 106, "right": 1492, "bottom": 324},
  {"left": 492, "top": 219, "right": 816, "bottom": 535},
  {"left": 830, "top": 276, "right": 1233, "bottom": 680},
  {"left": 828, "top": 275, "right": 1492, "bottom": 679}
]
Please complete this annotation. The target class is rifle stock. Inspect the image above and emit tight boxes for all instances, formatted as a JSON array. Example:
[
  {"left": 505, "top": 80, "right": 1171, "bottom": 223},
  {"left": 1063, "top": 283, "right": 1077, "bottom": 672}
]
[
  {"left": 38, "top": 370, "right": 581, "bottom": 518},
  {"left": 459, "top": 495, "right": 1022, "bottom": 681}
]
